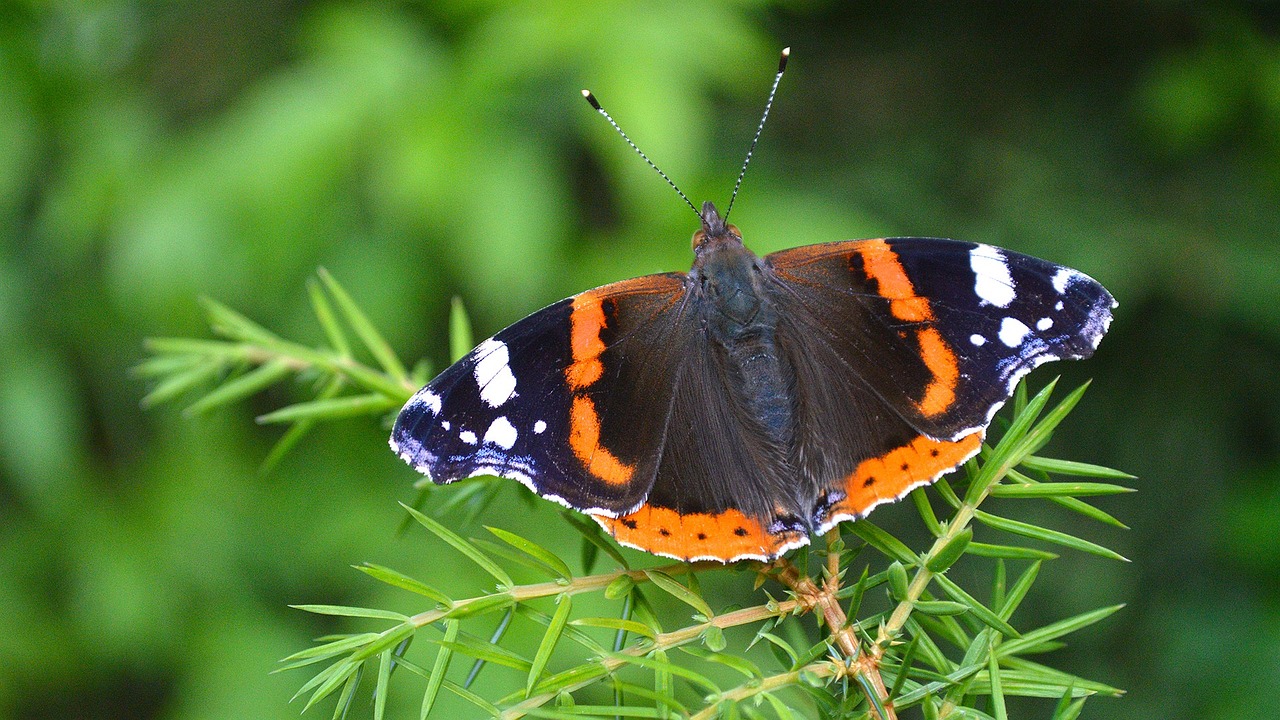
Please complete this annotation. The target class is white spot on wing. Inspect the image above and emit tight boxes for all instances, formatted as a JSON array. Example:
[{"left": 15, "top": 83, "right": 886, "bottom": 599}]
[
  {"left": 441, "top": 420, "right": 450, "bottom": 430},
  {"left": 459, "top": 430, "right": 478, "bottom": 445},
  {"left": 1055, "top": 300, "right": 1064, "bottom": 311},
  {"left": 970, "top": 245, "right": 1016, "bottom": 307},
  {"left": 473, "top": 338, "right": 517, "bottom": 407},
  {"left": 999, "top": 317, "right": 1032, "bottom": 347},
  {"left": 1036, "top": 317, "right": 1054, "bottom": 331},
  {"left": 417, "top": 390, "right": 442, "bottom": 414},
  {"left": 483, "top": 416, "right": 518, "bottom": 449},
  {"left": 970, "top": 333, "right": 987, "bottom": 347},
  {"left": 1051, "top": 267, "right": 1075, "bottom": 294},
  {"left": 534, "top": 420, "right": 547, "bottom": 434}
]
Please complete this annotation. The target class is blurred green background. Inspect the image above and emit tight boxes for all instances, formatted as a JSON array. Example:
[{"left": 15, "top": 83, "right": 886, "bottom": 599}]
[{"left": 2, "top": 2, "right": 1279, "bottom": 718}]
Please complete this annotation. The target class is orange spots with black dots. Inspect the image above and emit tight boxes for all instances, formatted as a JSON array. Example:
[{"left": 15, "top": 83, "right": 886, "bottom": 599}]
[
  {"left": 569, "top": 396, "right": 634, "bottom": 486},
  {"left": 594, "top": 504, "right": 802, "bottom": 561},
  {"left": 855, "top": 240, "right": 960, "bottom": 418},
  {"left": 915, "top": 327, "right": 959, "bottom": 417},
  {"left": 830, "top": 432, "right": 982, "bottom": 519},
  {"left": 567, "top": 293, "right": 607, "bottom": 389}
]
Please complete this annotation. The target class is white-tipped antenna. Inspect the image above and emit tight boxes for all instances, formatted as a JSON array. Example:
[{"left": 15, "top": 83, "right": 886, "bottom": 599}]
[
  {"left": 581, "top": 89, "right": 702, "bottom": 221},
  {"left": 724, "top": 47, "right": 790, "bottom": 221}
]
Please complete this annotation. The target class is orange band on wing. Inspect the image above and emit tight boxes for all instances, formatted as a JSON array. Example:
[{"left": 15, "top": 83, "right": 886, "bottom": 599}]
[
  {"left": 830, "top": 432, "right": 982, "bottom": 519},
  {"left": 569, "top": 396, "right": 634, "bottom": 485},
  {"left": 567, "top": 293, "right": 607, "bottom": 389},
  {"left": 594, "top": 504, "right": 802, "bottom": 561},
  {"left": 915, "top": 327, "right": 959, "bottom": 417},
  {"left": 856, "top": 239, "right": 935, "bottom": 322}
]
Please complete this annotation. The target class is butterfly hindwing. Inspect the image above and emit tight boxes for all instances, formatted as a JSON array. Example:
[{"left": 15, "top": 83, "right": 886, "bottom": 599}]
[{"left": 391, "top": 273, "right": 690, "bottom": 516}]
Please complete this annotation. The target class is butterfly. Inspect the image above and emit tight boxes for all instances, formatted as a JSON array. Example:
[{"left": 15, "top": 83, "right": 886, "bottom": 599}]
[{"left": 389, "top": 50, "right": 1115, "bottom": 562}]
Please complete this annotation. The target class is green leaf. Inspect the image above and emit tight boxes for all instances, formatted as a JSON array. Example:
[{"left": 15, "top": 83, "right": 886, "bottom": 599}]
[
  {"left": 644, "top": 570, "right": 714, "bottom": 619},
  {"left": 605, "top": 574, "right": 634, "bottom": 600},
  {"left": 401, "top": 502, "right": 514, "bottom": 587},
  {"left": 290, "top": 604, "right": 410, "bottom": 622},
  {"left": 257, "top": 393, "right": 399, "bottom": 423},
  {"left": 184, "top": 359, "right": 292, "bottom": 415},
  {"left": 926, "top": 528, "right": 972, "bottom": 572},
  {"left": 932, "top": 574, "right": 1020, "bottom": 638},
  {"left": 261, "top": 374, "right": 346, "bottom": 472},
  {"left": 319, "top": 268, "right": 409, "bottom": 383},
  {"left": 988, "top": 482, "right": 1134, "bottom": 498},
  {"left": 912, "top": 488, "right": 942, "bottom": 536},
  {"left": 974, "top": 510, "right": 1128, "bottom": 561},
  {"left": 301, "top": 659, "right": 359, "bottom": 713},
  {"left": 356, "top": 563, "right": 452, "bottom": 606},
  {"left": 680, "top": 646, "right": 759, "bottom": 678},
  {"left": 999, "top": 561, "right": 1042, "bottom": 621},
  {"left": 999, "top": 605, "right": 1125, "bottom": 657},
  {"left": 527, "top": 594, "right": 573, "bottom": 696},
  {"left": 374, "top": 649, "right": 392, "bottom": 720},
  {"left": 200, "top": 296, "right": 281, "bottom": 344},
  {"left": 561, "top": 510, "right": 629, "bottom": 570},
  {"left": 571, "top": 616, "right": 657, "bottom": 639},
  {"left": 848, "top": 521, "right": 916, "bottom": 564},
  {"left": 988, "top": 653, "right": 1008, "bottom": 720},
  {"left": 914, "top": 600, "right": 971, "bottom": 616},
  {"left": 607, "top": 651, "right": 721, "bottom": 694},
  {"left": 140, "top": 360, "right": 226, "bottom": 407},
  {"left": 487, "top": 526, "right": 573, "bottom": 580},
  {"left": 440, "top": 592, "right": 515, "bottom": 620},
  {"left": 308, "top": 277, "right": 352, "bottom": 358},
  {"left": 1019, "top": 456, "right": 1135, "bottom": 480},
  {"left": 279, "top": 633, "right": 380, "bottom": 670},
  {"left": 450, "top": 296, "right": 475, "bottom": 363},
  {"left": 887, "top": 561, "right": 910, "bottom": 601},
  {"left": 965, "top": 542, "right": 1057, "bottom": 560},
  {"left": 429, "top": 634, "right": 532, "bottom": 672}
]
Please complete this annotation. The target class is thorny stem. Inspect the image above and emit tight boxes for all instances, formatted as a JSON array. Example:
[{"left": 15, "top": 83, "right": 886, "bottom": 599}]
[{"left": 774, "top": 538, "right": 899, "bottom": 720}]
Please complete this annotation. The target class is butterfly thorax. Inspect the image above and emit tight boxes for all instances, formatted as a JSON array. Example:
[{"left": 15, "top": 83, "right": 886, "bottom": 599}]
[{"left": 689, "top": 203, "right": 798, "bottom": 478}]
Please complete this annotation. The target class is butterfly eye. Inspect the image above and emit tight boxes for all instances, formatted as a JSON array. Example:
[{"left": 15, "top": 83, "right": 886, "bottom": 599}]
[{"left": 691, "top": 230, "right": 706, "bottom": 251}]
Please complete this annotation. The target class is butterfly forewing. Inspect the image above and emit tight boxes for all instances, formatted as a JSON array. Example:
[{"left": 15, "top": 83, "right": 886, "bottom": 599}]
[{"left": 392, "top": 273, "right": 691, "bottom": 516}]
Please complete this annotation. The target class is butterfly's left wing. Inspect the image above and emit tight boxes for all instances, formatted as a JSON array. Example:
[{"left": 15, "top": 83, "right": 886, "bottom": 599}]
[
  {"left": 391, "top": 273, "right": 694, "bottom": 517},
  {"left": 764, "top": 237, "right": 1115, "bottom": 526}
]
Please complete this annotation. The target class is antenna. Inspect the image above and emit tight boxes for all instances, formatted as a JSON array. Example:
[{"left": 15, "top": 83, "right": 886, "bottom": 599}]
[
  {"left": 724, "top": 46, "right": 790, "bottom": 221},
  {"left": 581, "top": 89, "right": 702, "bottom": 221}
]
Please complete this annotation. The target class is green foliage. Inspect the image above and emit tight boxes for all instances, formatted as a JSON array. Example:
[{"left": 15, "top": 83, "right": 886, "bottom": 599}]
[{"left": 144, "top": 278, "right": 1129, "bottom": 718}]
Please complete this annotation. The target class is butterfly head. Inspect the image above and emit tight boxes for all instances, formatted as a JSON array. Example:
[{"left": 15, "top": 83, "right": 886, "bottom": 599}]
[{"left": 692, "top": 201, "right": 742, "bottom": 254}]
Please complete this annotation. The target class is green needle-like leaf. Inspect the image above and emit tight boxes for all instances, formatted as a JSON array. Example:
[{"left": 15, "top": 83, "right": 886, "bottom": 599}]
[
  {"left": 487, "top": 526, "right": 573, "bottom": 580},
  {"left": 450, "top": 296, "right": 475, "bottom": 362},
  {"left": 974, "top": 510, "right": 1128, "bottom": 561},
  {"left": 422, "top": 620, "right": 457, "bottom": 719},
  {"left": 988, "top": 482, "right": 1134, "bottom": 498},
  {"left": 401, "top": 502, "right": 513, "bottom": 587},
  {"left": 644, "top": 570, "right": 714, "bottom": 619},
  {"left": 184, "top": 359, "right": 292, "bottom": 415},
  {"left": 308, "top": 277, "right": 353, "bottom": 358},
  {"left": 257, "top": 393, "right": 399, "bottom": 423},
  {"left": 290, "top": 604, "right": 410, "bottom": 622},
  {"left": 1020, "top": 456, "right": 1136, "bottom": 480},
  {"left": 356, "top": 564, "right": 452, "bottom": 606},
  {"left": 319, "top": 268, "right": 410, "bottom": 383},
  {"left": 526, "top": 594, "right": 573, "bottom": 696},
  {"left": 932, "top": 574, "right": 1020, "bottom": 638},
  {"left": 374, "top": 650, "right": 392, "bottom": 720},
  {"left": 998, "top": 605, "right": 1125, "bottom": 657},
  {"left": 848, "top": 521, "right": 916, "bottom": 564},
  {"left": 989, "top": 653, "right": 1008, "bottom": 720}
]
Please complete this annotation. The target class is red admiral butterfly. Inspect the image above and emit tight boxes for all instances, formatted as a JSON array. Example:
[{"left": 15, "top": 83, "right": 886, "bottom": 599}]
[{"left": 390, "top": 49, "right": 1115, "bottom": 562}]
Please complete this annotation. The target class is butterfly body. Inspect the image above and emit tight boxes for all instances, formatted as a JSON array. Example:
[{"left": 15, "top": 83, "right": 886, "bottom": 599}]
[{"left": 391, "top": 201, "right": 1114, "bottom": 562}]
